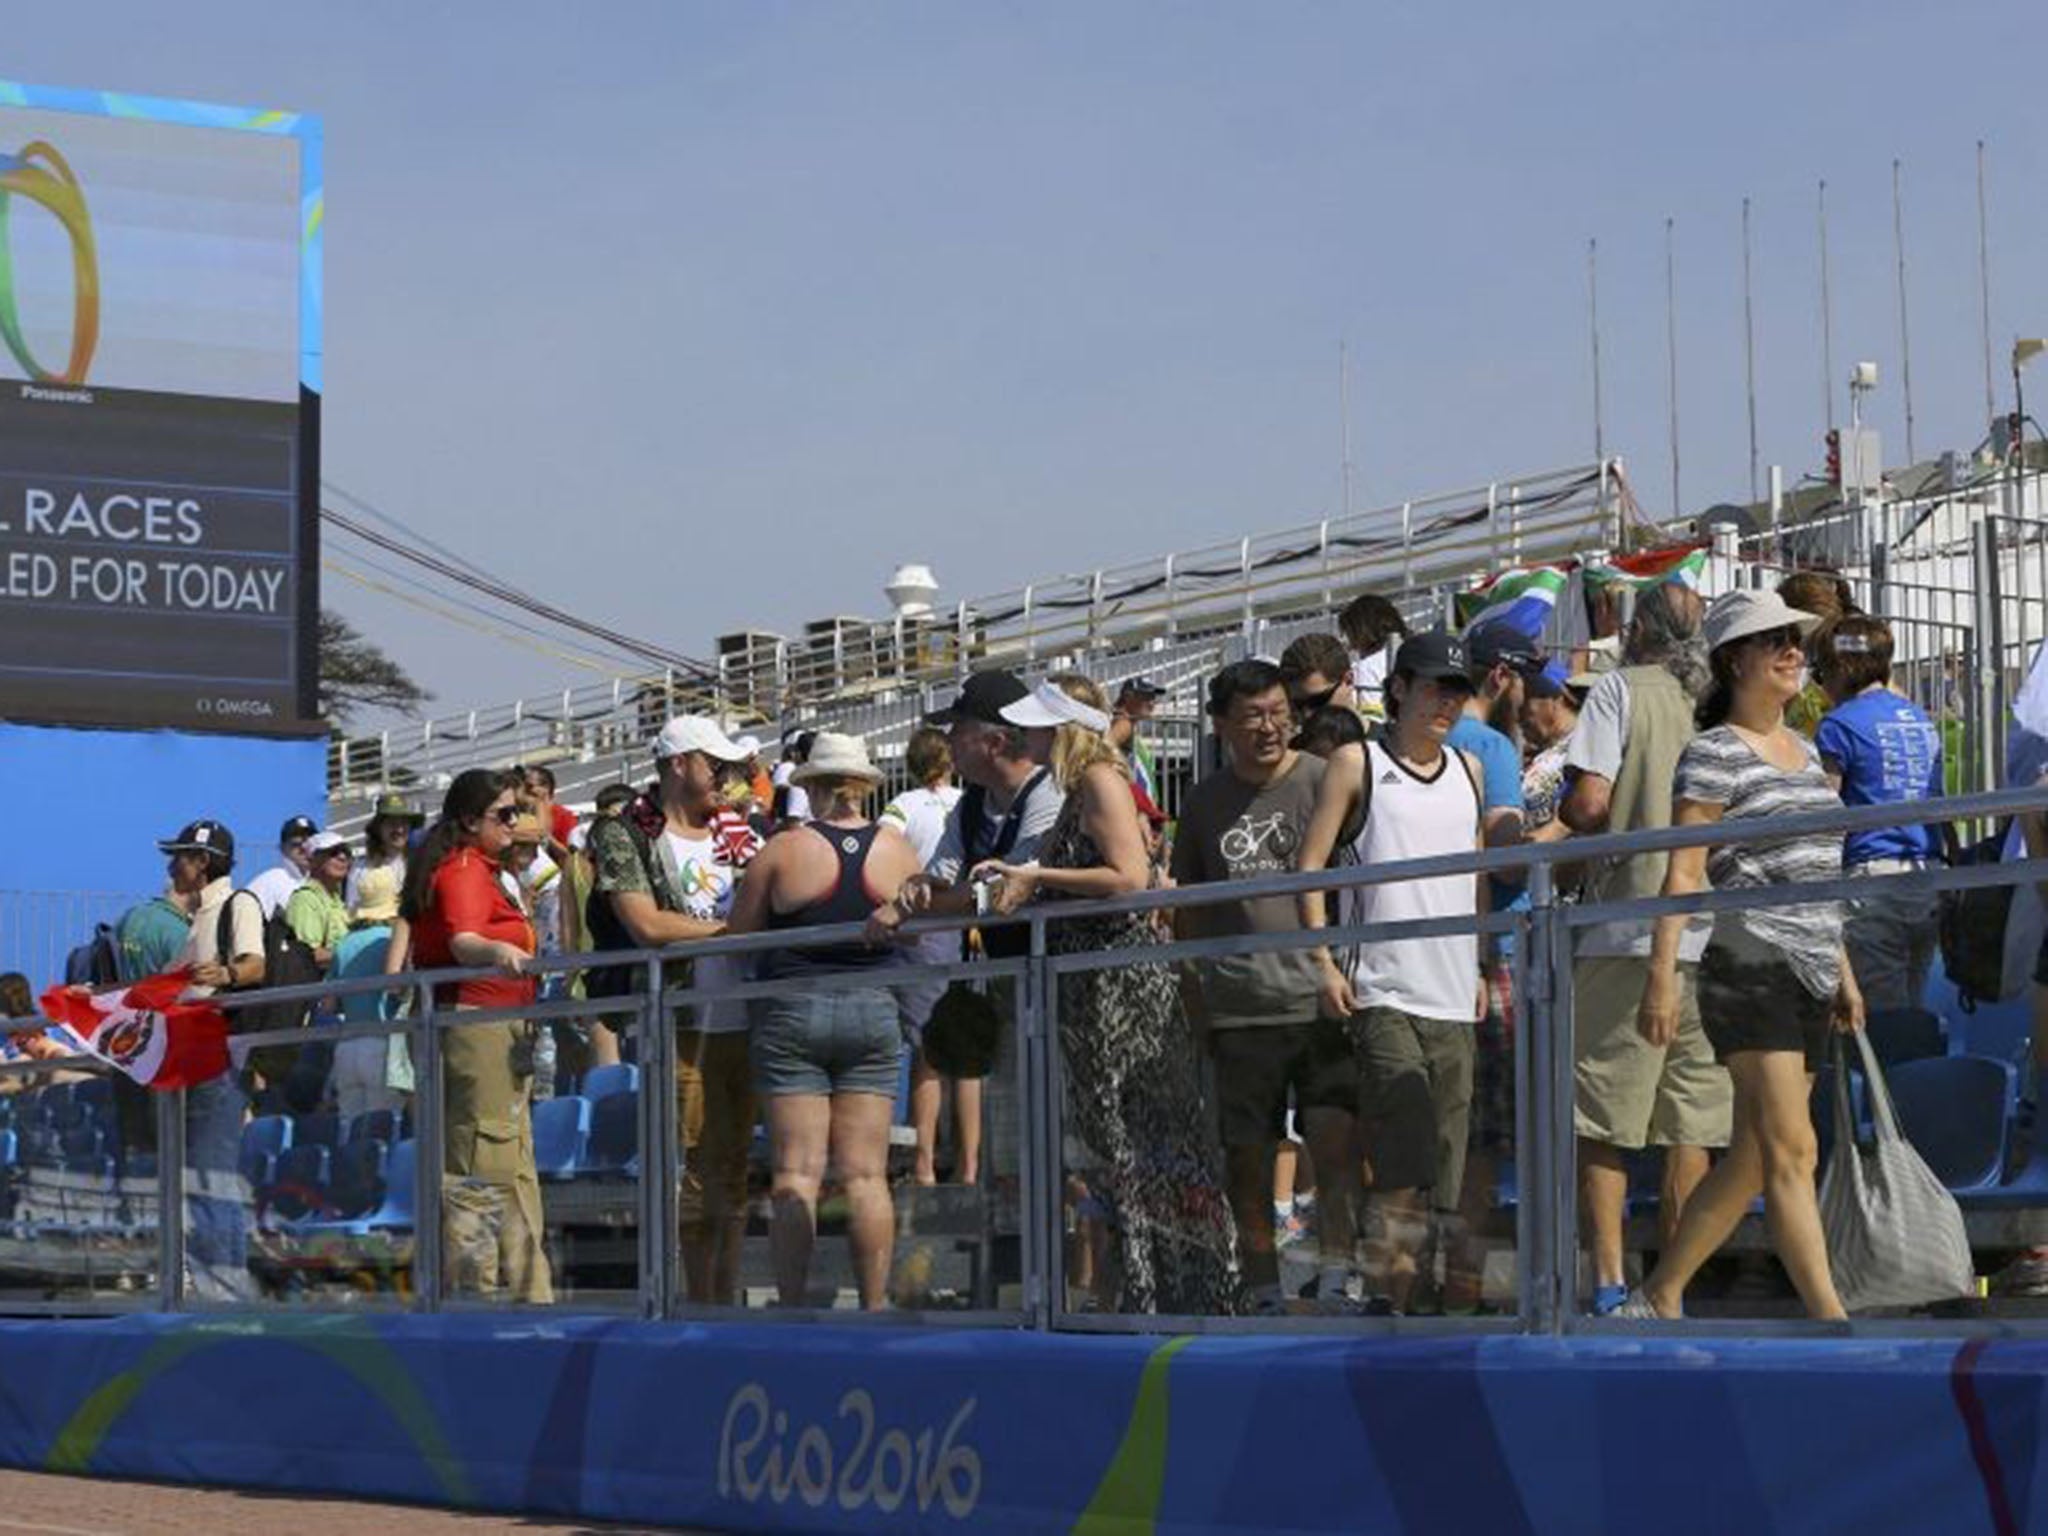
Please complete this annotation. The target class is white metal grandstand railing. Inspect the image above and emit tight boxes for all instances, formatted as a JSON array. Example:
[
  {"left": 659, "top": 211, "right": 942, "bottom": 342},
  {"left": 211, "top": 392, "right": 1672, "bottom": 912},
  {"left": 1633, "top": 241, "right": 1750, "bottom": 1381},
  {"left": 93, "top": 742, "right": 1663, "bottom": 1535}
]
[
  {"left": 326, "top": 460, "right": 1623, "bottom": 812},
  {"left": 9, "top": 782, "right": 2048, "bottom": 1335}
]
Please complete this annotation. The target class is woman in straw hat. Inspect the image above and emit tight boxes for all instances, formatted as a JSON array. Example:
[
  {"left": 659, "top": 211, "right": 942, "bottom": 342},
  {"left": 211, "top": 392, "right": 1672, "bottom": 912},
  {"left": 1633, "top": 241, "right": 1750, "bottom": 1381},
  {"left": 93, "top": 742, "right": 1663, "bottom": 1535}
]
[
  {"left": 1621, "top": 590, "right": 1865, "bottom": 1320},
  {"left": 978, "top": 673, "right": 1240, "bottom": 1315},
  {"left": 728, "top": 731, "right": 924, "bottom": 1310}
]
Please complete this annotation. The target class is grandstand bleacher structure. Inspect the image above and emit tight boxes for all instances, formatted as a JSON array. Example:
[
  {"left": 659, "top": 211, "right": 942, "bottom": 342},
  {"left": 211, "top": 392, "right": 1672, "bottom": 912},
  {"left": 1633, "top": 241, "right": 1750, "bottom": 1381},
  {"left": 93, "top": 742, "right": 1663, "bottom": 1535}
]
[{"left": 324, "top": 455, "right": 2048, "bottom": 830}]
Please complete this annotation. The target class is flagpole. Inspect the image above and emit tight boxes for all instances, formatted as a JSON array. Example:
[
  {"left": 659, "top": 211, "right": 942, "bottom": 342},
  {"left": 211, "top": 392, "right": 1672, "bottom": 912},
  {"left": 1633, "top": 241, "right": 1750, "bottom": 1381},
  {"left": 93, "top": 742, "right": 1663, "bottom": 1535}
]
[
  {"left": 1818, "top": 179, "right": 1836, "bottom": 435},
  {"left": 1978, "top": 140, "right": 1996, "bottom": 430},
  {"left": 1893, "top": 157, "right": 1918, "bottom": 465},
  {"left": 1666, "top": 216, "right": 1681, "bottom": 520},
  {"left": 1743, "top": 195, "right": 1760, "bottom": 505}
]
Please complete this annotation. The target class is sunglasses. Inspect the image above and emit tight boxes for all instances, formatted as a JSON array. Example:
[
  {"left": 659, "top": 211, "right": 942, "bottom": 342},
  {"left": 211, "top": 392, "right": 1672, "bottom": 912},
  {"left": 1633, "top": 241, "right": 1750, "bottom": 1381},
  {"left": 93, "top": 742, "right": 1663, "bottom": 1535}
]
[
  {"left": 488, "top": 805, "right": 520, "bottom": 826},
  {"left": 1287, "top": 683, "right": 1339, "bottom": 714},
  {"left": 322, "top": 847, "right": 353, "bottom": 860},
  {"left": 1747, "top": 625, "right": 1806, "bottom": 653}
]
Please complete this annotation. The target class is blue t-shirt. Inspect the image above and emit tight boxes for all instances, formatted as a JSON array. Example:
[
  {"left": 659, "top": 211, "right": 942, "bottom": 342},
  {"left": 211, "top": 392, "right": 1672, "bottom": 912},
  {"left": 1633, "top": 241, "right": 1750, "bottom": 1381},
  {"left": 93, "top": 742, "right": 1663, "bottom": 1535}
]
[
  {"left": 1447, "top": 716, "right": 1529, "bottom": 952},
  {"left": 1814, "top": 690, "right": 1943, "bottom": 865}
]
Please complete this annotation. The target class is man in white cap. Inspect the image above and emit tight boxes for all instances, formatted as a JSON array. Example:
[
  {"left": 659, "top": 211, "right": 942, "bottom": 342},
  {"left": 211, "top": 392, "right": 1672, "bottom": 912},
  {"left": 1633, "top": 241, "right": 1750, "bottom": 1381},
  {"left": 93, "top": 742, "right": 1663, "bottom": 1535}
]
[
  {"left": 586, "top": 715, "right": 763, "bottom": 1305},
  {"left": 870, "top": 670, "right": 1066, "bottom": 957}
]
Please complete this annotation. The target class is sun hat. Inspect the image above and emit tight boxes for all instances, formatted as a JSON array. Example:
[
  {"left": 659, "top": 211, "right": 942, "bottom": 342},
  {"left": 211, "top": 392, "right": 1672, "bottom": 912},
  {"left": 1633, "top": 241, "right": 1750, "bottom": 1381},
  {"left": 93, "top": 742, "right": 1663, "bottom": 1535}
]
[
  {"left": 369, "top": 792, "right": 425, "bottom": 827},
  {"left": 652, "top": 715, "right": 748, "bottom": 763},
  {"left": 791, "top": 732, "right": 883, "bottom": 785},
  {"left": 1702, "top": 589, "right": 1823, "bottom": 652},
  {"left": 999, "top": 680, "right": 1112, "bottom": 735},
  {"left": 308, "top": 831, "right": 353, "bottom": 858}
]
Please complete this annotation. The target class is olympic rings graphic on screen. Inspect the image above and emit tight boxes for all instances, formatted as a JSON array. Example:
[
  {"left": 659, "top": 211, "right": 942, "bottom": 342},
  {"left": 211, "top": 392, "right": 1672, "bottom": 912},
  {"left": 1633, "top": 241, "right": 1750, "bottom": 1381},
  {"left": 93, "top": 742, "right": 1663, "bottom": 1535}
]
[{"left": 0, "top": 141, "right": 100, "bottom": 385}]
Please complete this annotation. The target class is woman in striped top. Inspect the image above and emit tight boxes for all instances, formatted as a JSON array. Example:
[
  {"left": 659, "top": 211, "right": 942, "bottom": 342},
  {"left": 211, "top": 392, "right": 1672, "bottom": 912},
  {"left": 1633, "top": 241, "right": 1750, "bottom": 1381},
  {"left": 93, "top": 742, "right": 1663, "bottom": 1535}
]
[{"left": 1624, "top": 589, "right": 1865, "bottom": 1321}]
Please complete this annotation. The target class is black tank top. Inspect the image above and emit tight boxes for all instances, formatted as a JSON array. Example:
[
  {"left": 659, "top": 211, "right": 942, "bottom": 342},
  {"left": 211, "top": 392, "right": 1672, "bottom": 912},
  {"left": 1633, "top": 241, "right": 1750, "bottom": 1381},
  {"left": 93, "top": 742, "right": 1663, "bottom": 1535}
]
[{"left": 758, "top": 821, "right": 902, "bottom": 977}]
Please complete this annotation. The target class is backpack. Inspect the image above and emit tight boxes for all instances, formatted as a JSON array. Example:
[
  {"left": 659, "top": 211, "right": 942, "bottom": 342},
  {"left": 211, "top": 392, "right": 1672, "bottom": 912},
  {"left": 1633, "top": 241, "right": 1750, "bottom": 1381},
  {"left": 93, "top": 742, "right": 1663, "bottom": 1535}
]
[
  {"left": 216, "top": 890, "right": 329, "bottom": 1103},
  {"left": 63, "top": 924, "right": 120, "bottom": 988},
  {"left": 583, "top": 813, "right": 664, "bottom": 1000},
  {"left": 1938, "top": 824, "right": 2027, "bottom": 1012}
]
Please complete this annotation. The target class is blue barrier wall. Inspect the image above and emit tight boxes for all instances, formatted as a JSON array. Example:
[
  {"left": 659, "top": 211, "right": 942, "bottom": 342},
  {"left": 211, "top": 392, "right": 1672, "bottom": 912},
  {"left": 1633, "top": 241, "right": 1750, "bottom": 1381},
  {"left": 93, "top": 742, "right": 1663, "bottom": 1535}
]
[
  {"left": 0, "top": 1316, "right": 2039, "bottom": 1534},
  {"left": 0, "top": 722, "right": 327, "bottom": 977}
]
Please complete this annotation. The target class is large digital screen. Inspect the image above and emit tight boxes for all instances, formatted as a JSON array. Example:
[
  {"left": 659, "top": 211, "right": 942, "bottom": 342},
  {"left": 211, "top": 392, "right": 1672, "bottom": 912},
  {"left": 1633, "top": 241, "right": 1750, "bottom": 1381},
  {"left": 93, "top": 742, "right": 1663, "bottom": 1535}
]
[{"left": 0, "top": 84, "right": 321, "bottom": 735}]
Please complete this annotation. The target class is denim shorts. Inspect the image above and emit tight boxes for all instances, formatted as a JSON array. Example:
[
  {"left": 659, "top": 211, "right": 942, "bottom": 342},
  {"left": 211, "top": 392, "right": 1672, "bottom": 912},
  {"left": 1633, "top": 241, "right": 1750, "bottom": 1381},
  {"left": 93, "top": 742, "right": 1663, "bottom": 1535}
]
[{"left": 750, "top": 987, "right": 905, "bottom": 1099}]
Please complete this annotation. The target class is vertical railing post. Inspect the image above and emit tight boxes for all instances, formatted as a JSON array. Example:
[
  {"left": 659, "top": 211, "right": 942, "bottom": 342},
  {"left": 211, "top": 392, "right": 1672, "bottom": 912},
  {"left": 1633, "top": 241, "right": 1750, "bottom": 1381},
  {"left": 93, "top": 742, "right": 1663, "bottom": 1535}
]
[
  {"left": 1163, "top": 555, "right": 1178, "bottom": 639},
  {"left": 1318, "top": 519, "right": 1333, "bottom": 612},
  {"left": 1974, "top": 517, "right": 2007, "bottom": 799},
  {"left": 1528, "top": 860, "right": 1572, "bottom": 1336},
  {"left": 1239, "top": 538, "right": 1254, "bottom": 632},
  {"left": 413, "top": 979, "right": 444, "bottom": 1312},
  {"left": 1487, "top": 482, "right": 1500, "bottom": 569},
  {"left": 1400, "top": 501, "right": 1415, "bottom": 589},
  {"left": 642, "top": 955, "right": 678, "bottom": 1318},
  {"left": 157, "top": 1086, "right": 187, "bottom": 1310},
  {"left": 1026, "top": 915, "right": 1056, "bottom": 1331}
]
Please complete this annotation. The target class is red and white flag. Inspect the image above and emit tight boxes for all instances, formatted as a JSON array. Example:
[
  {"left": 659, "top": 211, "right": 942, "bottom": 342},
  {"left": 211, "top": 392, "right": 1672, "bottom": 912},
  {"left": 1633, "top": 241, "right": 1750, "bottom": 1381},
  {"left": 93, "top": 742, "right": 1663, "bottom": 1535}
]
[{"left": 36, "top": 972, "right": 230, "bottom": 1090}]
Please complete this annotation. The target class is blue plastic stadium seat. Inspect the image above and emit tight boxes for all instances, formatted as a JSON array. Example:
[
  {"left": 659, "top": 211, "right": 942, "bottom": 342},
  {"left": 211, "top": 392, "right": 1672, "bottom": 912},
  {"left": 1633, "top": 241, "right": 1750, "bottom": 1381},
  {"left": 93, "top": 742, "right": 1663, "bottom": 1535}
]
[
  {"left": 0, "top": 1129, "right": 16, "bottom": 1168},
  {"left": 534, "top": 1095, "right": 591, "bottom": 1180},
  {"left": 302, "top": 1138, "right": 415, "bottom": 1234},
  {"left": 238, "top": 1114, "right": 293, "bottom": 1187},
  {"left": 1888, "top": 1054, "right": 2015, "bottom": 1196},
  {"left": 1863, "top": 1007, "right": 1947, "bottom": 1068},
  {"left": 584, "top": 1090, "right": 638, "bottom": 1176},
  {"left": 59, "top": 1124, "right": 103, "bottom": 1165},
  {"left": 346, "top": 1108, "right": 399, "bottom": 1146},
  {"left": 323, "top": 1138, "right": 389, "bottom": 1221},
  {"left": 1926, "top": 954, "right": 2032, "bottom": 1066},
  {"left": 294, "top": 1113, "right": 342, "bottom": 1150},
  {"left": 71, "top": 1077, "right": 114, "bottom": 1125},
  {"left": 267, "top": 1143, "right": 333, "bottom": 1222},
  {"left": 581, "top": 1063, "right": 640, "bottom": 1104},
  {"left": 62, "top": 1149, "right": 116, "bottom": 1182}
]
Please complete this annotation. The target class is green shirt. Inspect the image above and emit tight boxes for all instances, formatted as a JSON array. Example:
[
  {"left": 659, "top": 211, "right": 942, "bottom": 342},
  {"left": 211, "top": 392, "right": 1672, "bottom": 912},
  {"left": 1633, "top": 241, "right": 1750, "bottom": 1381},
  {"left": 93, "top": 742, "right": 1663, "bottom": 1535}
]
[
  {"left": 283, "top": 882, "right": 351, "bottom": 957},
  {"left": 117, "top": 895, "right": 192, "bottom": 982}
]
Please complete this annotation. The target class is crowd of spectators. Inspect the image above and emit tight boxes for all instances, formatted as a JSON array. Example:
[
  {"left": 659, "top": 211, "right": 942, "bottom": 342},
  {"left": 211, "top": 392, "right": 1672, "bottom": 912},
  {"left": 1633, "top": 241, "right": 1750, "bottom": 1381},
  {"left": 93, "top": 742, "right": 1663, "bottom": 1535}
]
[{"left": 0, "top": 566, "right": 1978, "bottom": 1316}]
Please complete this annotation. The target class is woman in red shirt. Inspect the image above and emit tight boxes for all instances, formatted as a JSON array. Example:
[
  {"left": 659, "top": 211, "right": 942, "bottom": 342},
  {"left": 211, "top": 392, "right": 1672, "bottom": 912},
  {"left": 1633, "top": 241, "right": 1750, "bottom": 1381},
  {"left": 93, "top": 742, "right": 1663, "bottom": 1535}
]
[{"left": 400, "top": 768, "right": 552, "bottom": 1304}]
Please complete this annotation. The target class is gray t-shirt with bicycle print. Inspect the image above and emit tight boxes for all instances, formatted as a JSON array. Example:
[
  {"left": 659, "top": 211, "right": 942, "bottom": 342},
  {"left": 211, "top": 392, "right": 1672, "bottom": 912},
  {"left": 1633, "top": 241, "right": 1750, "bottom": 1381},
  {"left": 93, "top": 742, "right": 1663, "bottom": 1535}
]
[{"left": 1169, "top": 751, "right": 1327, "bottom": 1031}]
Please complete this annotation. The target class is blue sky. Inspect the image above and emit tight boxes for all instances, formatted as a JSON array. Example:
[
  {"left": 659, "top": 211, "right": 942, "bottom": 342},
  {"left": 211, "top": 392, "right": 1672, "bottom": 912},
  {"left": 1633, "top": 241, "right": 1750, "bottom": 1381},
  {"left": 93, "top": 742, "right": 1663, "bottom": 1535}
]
[{"left": 15, "top": 2, "right": 2047, "bottom": 714}]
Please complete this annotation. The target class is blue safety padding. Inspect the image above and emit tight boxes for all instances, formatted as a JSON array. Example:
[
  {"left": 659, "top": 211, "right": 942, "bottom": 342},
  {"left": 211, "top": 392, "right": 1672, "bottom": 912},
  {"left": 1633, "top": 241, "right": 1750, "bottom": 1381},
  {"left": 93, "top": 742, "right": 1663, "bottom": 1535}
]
[{"left": 0, "top": 1317, "right": 2037, "bottom": 1534}]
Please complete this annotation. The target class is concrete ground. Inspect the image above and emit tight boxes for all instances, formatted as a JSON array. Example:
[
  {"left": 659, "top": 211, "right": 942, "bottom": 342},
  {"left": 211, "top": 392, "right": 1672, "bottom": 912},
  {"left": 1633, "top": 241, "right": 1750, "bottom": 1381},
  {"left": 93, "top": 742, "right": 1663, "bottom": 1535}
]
[{"left": 0, "top": 1472, "right": 721, "bottom": 1535}]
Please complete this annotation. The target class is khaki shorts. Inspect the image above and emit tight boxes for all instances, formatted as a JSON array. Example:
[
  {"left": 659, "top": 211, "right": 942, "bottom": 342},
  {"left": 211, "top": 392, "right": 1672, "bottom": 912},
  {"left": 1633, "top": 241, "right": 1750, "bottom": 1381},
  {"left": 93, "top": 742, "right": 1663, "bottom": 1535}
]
[
  {"left": 1350, "top": 1007, "right": 1474, "bottom": 1205},
  {"left": 1572, "top": 957, "right": 1731, "bottom": 1151},
  {"left": 677, "top": 1028, "right": 756, "bottom": 1230}
]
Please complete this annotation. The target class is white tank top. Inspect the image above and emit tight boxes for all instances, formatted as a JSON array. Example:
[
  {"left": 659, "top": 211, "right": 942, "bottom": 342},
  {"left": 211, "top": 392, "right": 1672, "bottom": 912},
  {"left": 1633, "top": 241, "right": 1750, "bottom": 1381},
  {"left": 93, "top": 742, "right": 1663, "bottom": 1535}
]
[{"left": 1344, "top": 738, "right": 1482, "bottom": 1022}]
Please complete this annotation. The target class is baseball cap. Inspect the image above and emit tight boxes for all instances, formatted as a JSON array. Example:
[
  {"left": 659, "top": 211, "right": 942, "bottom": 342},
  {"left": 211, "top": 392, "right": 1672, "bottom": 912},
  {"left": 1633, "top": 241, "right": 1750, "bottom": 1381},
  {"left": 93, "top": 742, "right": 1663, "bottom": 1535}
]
[
  {"left": 1467, "top": 624, "right": 1545, "bottom": 675},
  {"left": 159, "top": 819, "right": 235, "bottom": 860},
  {"left": 1523, "top": 660, "right": 1578, "bottom": 701},
  {"left": 652, "top": 715, "right": 748, "bottom": 763},
  {"left": 278, "top": 814, "right": 319, "bottom": 845},
  {"left": 1119, "top": 676, "right": 1167, "bottom": 699},
  {"left": 926, "top": 669, "right": 1029, "bottom": 727},
  {"left": 1392, "top": 630, "right": 1473, "bottom": 685},
  {"left": 1702, "top": 589, "right": 1823, "bottom": 652},
  {"left": 308, "top": 830, "right": 352, "bottom": 858}
]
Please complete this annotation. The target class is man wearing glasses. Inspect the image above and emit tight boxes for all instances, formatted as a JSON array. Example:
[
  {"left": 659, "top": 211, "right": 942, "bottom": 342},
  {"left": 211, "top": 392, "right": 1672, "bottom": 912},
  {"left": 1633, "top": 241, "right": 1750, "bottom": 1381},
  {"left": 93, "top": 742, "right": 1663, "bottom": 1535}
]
[
  {"left": 1171, "top": 659, "right": 1352, "bottom": 1314},
  {"left": 248, "top": 814, "right": 320, "bottom": 919}
]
